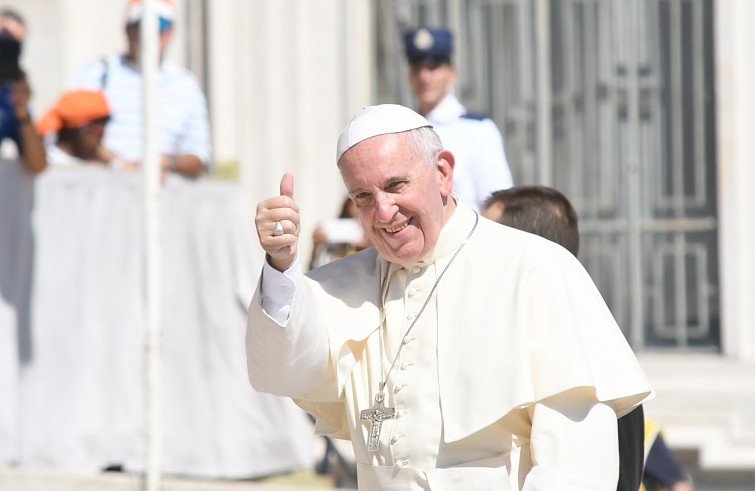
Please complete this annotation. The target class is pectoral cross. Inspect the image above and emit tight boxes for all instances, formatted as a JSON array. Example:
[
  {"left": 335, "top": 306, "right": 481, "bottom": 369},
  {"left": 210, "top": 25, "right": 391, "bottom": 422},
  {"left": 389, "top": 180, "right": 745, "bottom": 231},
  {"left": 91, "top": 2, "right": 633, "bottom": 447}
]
[{"left": 360, "top": 390, "right": 396, "bottom": 451}]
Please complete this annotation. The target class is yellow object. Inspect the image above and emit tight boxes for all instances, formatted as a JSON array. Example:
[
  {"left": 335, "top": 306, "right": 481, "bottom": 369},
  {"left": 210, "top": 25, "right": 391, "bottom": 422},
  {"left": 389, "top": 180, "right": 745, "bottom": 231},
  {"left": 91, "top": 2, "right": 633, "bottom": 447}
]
[{"left": 639, "top": 418, "right": 664, "bottom": 491}]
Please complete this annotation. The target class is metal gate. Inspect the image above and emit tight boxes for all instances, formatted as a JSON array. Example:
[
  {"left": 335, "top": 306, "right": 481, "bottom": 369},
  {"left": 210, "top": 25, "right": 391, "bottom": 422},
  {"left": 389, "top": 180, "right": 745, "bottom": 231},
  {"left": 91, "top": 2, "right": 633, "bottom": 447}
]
[{"left": 375, "top": 0, "right": 719, "bottom": 351}]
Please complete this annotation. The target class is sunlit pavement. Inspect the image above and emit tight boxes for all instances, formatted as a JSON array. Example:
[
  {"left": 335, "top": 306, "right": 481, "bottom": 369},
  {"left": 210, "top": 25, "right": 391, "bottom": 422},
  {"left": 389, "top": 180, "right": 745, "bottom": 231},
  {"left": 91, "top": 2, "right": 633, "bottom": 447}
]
[
  {"left": 0, "top": 467, "right": 353, "bottom": 491},
  {"left": 3, "top": 464, "right": 754, "bottom": 490}
]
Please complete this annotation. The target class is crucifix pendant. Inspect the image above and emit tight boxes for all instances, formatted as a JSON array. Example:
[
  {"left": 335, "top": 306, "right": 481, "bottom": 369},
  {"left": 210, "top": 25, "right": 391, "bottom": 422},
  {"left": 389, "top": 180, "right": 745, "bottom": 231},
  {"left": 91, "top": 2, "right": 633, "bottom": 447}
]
[{"left": 360, "top": 390, "right": 396, "bottom": 451}]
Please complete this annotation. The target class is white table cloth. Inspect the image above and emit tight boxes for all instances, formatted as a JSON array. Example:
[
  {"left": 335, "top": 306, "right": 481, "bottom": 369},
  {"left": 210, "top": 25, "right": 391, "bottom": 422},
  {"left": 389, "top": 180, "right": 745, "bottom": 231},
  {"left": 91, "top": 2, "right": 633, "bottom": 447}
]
[{"left": 0, "top": 162, "right": 314, "bottom": 478}]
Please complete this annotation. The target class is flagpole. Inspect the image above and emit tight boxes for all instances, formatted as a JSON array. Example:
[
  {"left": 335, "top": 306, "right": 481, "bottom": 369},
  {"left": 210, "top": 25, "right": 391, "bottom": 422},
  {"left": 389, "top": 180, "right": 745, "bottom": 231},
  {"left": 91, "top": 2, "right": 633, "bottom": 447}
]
[{"left": 140, "top": 0, "right": 162, "bottom": 490}]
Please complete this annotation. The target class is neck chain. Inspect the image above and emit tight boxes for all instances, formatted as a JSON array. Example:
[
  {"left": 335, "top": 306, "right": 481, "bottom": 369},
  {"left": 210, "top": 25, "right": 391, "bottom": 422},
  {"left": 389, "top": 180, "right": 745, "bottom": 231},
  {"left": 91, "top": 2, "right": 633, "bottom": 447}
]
[
  {"left": 360, "top": 212, "right": 478, "bottom": 451},
  {"left": 377, "top": 211, "right": 479, "bottom": 397}
]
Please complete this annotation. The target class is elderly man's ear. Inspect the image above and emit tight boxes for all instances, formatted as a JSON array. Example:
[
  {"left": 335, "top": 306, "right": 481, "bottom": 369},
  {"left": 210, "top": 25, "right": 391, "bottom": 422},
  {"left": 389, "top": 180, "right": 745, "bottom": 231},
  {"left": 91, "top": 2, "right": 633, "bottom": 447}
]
[
  {"left": 436, "top": 149, "right": 455, "bottom": 194},
  {"left": 437, "top": 149, "right": 455, "bottom": 170}
]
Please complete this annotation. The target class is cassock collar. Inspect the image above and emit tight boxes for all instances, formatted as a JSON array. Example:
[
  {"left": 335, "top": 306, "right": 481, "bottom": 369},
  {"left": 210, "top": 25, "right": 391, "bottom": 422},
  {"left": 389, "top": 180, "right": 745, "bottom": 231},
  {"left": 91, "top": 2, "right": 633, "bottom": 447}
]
[{"left": 417, "top": 196, "right": 476, "bottom": 266}]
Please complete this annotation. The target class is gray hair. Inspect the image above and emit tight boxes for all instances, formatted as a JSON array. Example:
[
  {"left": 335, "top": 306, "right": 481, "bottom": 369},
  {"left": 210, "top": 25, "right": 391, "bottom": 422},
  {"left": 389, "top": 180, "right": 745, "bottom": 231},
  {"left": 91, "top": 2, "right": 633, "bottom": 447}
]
[
  {"left": 337, "top": 125, "right": 444, "bottom": 169},
  {"left": 406, "top": 126, "right": 444, "bottom": 165}
]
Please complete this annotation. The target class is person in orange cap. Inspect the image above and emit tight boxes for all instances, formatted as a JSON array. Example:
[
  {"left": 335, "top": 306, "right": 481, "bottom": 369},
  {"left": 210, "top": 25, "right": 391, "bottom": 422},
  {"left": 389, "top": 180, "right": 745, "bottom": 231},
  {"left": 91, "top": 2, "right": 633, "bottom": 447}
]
[{"left": 35, "top": 90, "right": 111, "bottom": 166}]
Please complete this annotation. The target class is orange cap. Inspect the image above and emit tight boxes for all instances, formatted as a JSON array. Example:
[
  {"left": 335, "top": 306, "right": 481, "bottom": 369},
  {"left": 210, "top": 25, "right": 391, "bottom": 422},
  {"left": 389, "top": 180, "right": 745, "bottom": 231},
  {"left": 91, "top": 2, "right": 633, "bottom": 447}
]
[{"left": 35, "top": 90, "right": 110, "bottom": 135}]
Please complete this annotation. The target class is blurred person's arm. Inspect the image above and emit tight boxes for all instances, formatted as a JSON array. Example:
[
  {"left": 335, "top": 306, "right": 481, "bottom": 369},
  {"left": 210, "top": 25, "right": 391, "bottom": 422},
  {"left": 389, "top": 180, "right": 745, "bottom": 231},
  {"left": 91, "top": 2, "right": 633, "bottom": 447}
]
[
  {"left": 11, "top": 75, "right": 46, "bottom": 174},
  {"left": 91, "top": 144, "right": 117, "bottom": 165},
  {"left": 160, "top": 153, "right": 203, "bottom": 178},
  {"left": 173, "top": 76, "right": 211, "bottom": 174},
  {"left": 100, "top": 149, "right": 203, "bottom": 177}
]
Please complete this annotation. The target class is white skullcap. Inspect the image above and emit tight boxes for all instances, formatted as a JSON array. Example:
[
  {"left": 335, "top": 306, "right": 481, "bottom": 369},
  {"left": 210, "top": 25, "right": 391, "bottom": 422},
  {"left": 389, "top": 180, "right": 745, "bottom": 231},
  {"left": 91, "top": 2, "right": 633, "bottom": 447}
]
[{"left": 336, "top": 104, "right": 432, "bottom": 163}]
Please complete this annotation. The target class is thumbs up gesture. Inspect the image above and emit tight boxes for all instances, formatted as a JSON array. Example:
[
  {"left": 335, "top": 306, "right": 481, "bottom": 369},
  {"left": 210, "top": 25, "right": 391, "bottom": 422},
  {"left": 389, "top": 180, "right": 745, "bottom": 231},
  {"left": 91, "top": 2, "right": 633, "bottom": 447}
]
[{"left": 255, "top": 173, "right": 300, "bottom": 272}]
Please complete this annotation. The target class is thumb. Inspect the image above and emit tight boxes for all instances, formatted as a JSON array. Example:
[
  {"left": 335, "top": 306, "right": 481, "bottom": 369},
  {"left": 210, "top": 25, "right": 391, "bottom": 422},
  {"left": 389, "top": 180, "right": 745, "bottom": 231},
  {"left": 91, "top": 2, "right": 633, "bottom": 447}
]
[{"left": 280, "top": 173, "right": 294, "bottom": 199}]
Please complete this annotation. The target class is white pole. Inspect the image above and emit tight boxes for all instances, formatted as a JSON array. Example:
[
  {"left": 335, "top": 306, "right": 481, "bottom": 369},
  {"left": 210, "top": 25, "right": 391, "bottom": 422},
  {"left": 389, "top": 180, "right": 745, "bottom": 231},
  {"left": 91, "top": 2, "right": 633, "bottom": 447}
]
[
  {"left": 535, "top": 0, "right": 553, "bottom": 186},
  {"left": 140, "top": 0, "right": 162, "bottom": 490}
]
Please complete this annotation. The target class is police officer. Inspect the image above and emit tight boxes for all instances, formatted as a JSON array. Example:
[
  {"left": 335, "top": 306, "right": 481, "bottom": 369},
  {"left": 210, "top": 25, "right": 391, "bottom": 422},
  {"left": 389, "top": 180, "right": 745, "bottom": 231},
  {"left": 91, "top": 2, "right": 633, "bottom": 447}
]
[{"left": 404, "top": 27, "right": 513, "bottom": 211}]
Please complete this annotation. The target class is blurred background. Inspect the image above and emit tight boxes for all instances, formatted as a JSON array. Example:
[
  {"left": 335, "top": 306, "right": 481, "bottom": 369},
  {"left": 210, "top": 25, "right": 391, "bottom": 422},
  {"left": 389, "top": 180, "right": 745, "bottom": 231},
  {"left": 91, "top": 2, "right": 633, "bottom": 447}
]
[{"left": 1, "top": 0, "right": 754, "bottom": 489}]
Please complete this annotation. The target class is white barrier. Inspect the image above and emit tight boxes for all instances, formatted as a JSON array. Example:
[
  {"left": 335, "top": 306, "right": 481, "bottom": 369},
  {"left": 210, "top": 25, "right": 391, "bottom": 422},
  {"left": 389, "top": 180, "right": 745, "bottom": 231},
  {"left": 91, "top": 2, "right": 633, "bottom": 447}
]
[{"left": 0, "top": 163, "right": 314, "bottom": 479}]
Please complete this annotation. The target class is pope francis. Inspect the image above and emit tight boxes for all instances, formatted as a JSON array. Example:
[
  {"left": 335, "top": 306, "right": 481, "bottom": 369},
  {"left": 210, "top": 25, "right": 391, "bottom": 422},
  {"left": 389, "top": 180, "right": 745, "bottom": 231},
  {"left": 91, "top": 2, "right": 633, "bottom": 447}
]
[{"left": 246, "top": 104, "right": 653, "bottom": 490}]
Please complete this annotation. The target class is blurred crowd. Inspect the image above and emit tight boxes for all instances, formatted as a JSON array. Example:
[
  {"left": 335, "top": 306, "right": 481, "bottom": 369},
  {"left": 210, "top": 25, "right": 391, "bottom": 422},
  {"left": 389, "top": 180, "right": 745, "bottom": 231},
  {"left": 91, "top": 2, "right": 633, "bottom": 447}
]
[{"left": 1, "top": 0, "right": 209, "bottom": 179}]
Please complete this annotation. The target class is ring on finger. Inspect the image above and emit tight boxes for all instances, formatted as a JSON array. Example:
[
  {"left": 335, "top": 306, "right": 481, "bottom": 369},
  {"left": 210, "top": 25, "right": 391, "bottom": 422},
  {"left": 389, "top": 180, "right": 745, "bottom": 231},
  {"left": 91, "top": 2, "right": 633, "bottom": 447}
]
[{"left": 272, "top": 220, "right": 284, "bottom": 236}]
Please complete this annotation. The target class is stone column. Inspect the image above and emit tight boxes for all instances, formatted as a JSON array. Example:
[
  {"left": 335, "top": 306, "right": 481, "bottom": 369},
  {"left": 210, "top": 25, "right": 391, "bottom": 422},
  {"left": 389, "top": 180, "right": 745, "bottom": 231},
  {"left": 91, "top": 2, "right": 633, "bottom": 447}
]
[{"left": 716, "top": 0, "right": 755, "bottom": 361}]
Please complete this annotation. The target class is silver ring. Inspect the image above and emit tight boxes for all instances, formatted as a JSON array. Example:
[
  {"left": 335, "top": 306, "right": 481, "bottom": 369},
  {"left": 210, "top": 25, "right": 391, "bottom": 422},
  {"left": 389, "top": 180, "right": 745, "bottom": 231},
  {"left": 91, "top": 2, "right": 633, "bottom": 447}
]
[{"left": 272, "top": 221, "right": 284, "bottom": 236}]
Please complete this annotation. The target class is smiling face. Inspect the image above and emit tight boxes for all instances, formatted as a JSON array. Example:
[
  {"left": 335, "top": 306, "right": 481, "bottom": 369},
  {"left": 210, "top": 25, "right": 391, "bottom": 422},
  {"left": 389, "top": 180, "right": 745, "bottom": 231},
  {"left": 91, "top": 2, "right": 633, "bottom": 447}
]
[{"left": 338, "top": 130, "right": 455, "bottom": 266}]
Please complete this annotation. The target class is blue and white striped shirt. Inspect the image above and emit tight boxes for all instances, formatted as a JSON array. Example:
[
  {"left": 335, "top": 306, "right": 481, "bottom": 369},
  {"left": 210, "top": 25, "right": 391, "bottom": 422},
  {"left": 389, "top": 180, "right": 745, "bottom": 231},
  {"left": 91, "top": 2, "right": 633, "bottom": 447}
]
[{"left": 72, "top": 55, "right": 211, "bottom": 168}]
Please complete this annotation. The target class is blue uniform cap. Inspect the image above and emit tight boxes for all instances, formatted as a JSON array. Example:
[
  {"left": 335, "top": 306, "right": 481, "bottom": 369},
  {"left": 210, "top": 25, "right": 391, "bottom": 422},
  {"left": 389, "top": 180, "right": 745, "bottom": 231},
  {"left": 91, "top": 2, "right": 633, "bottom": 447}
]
[{"left": 403, "top": 27, "right": 453, "bottom": 63}]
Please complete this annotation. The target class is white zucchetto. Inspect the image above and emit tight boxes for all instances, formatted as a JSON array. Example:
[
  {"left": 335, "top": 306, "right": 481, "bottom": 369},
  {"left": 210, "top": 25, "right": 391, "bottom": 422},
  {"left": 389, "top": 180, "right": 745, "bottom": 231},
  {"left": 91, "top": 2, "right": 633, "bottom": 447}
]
[{"left": 336, "top": 104, "right": 433, "bottom": 163}]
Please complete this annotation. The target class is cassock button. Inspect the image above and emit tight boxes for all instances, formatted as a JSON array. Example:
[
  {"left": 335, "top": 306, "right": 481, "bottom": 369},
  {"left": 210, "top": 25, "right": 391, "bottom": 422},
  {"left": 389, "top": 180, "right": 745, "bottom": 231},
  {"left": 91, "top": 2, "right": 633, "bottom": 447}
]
[
  {"left": 396, "top": 459, "right": 410, "bottom": 468},
  {"left": 412, "top": 266, "right": 421, "bottom": 274},
  {"left": 408, "top": 287, "right": 418, "bottom": 297},
  {"left": 280, "top": 285, "right": 290, "bottom": 293},
  {"left": 400, "top": 361, "right": 415, "bottom": 370},
  {"left": 394, "top": 383, "right": 407, "bottom": 393},
  {"left": 407, "top": 311, "right": 417, "bottom": 320}
]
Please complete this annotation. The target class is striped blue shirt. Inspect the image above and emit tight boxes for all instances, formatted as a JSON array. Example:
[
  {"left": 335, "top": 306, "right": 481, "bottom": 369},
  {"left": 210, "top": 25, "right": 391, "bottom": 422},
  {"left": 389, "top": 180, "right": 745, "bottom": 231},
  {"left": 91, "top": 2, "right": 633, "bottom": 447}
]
[{"left": 72, "top": 55, "right": 211, "bottom": 168}]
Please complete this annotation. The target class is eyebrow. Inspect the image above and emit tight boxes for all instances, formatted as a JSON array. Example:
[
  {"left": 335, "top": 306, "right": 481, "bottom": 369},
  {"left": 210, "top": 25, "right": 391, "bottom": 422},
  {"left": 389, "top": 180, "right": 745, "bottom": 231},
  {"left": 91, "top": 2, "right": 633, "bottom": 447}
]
[{"left": 348, "top": 174, "right": 411, "bottom": 193}]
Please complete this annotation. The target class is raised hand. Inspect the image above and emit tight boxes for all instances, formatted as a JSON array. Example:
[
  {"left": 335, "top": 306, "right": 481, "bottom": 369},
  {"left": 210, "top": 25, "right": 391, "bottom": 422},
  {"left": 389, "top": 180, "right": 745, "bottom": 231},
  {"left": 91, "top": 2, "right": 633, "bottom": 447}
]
[
  {"left": 255, "top": 173, "right": 301, "bottom": 271},
  {"left": 9, "top": 78, "right": 31, "bottom": 116}
]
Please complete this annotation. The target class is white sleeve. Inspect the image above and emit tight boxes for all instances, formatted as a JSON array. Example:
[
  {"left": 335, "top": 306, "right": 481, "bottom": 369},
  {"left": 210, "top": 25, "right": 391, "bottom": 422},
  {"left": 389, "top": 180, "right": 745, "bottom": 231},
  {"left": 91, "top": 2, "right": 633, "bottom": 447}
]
[
  {"left": 523, "top": 388, "right": 619, "bottom": 491},
  {"left": 247, "top": 257, "right": 331, "bottom": 397},
  {"left": 472, "top": 119, "right": 514, "bottom": 208},
  {"left": 177, "top": 76, "right": 212, "bottom": 166},
  {"left": 259, "top": 257, "right": 301, "bottom": 324}
]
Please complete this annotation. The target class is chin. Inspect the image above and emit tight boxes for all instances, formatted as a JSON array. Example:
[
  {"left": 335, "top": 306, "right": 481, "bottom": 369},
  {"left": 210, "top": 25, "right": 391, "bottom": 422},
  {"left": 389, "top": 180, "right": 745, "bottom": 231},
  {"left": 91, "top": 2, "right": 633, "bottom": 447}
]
[{"left": 381, "top": 247, "right": 424, "bottom": 267}]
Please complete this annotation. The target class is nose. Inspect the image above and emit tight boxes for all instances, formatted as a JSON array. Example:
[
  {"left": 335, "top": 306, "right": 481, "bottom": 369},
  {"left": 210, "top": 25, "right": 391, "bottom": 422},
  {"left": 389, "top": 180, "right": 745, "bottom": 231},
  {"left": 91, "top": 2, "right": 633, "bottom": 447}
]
[
  {"left": 373, "top": 192, "right": 397, "bottom": 223},
  {"left": 416, "top": 66, "right": 434, "bottom": 82}
]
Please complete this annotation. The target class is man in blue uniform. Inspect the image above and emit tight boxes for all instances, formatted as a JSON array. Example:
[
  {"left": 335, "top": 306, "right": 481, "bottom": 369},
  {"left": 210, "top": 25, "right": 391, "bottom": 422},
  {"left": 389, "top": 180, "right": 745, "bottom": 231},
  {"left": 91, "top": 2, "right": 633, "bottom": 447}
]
[{"left": 404, "top": 26, "right": 513, "bottom": 211}]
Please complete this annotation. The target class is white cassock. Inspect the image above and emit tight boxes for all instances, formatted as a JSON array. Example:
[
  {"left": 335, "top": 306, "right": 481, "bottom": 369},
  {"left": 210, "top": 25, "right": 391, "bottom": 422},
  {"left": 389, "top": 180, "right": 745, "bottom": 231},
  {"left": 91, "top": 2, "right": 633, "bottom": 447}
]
[{"left": 247, "top": 201, "right": 653, "bottom": 490}]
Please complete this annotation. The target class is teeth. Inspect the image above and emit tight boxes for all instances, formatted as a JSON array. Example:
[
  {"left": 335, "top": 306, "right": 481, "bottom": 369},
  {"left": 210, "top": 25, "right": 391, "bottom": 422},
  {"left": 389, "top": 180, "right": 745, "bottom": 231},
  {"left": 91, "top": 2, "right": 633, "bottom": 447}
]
[{"left": 386, "top": 222, "right": 408, "bottom": 233}]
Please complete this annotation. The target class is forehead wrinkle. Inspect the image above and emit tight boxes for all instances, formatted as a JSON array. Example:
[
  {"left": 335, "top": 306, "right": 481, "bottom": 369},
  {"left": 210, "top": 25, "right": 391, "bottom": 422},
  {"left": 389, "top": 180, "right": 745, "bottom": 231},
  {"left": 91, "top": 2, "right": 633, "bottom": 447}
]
[{"left": 342, "top": 134, "right": 409, "bottom": 184}]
